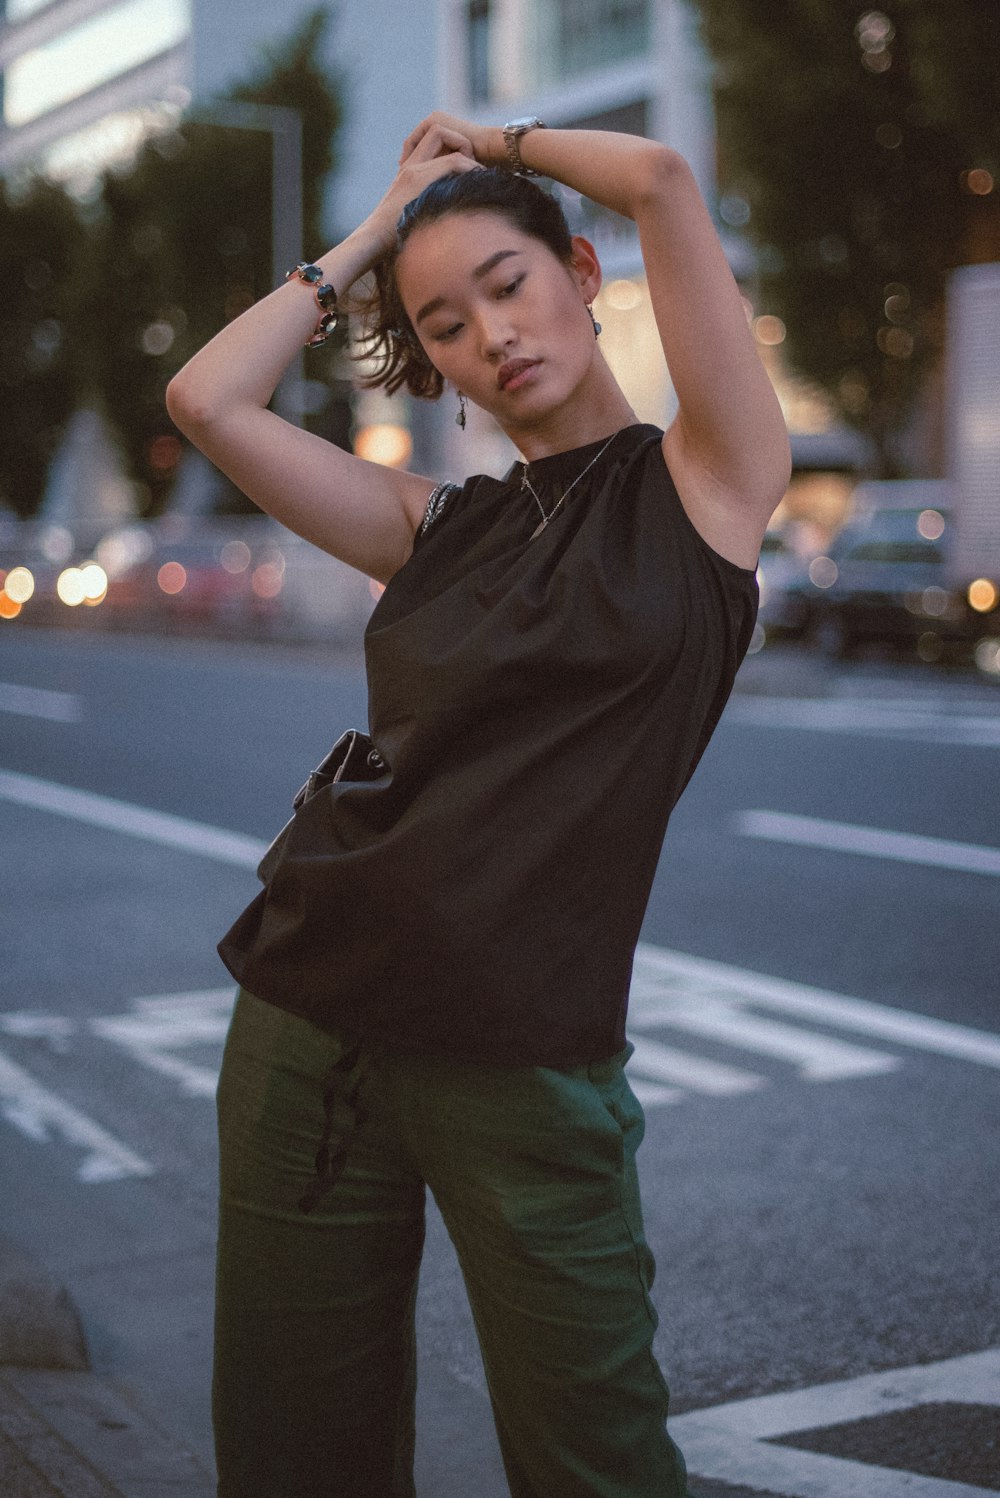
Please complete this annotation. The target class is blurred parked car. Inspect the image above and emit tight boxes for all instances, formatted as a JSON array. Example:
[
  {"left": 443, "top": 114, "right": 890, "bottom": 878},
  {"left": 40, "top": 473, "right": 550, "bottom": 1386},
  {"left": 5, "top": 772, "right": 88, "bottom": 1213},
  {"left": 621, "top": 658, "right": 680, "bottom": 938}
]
[
  {"left": 803, "top": 505, "right": 973, "bottom": 660},
  {"left": 755, "top": 530, "right": 815, "bottom": 641}
]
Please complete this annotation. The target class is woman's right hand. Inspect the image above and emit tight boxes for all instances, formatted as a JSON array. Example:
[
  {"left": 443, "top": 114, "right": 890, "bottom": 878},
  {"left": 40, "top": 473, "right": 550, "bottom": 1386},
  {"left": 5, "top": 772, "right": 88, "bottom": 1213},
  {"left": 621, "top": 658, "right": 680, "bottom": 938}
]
[{"left": 364, "top": 122, "right": 482, "bottom": 255}]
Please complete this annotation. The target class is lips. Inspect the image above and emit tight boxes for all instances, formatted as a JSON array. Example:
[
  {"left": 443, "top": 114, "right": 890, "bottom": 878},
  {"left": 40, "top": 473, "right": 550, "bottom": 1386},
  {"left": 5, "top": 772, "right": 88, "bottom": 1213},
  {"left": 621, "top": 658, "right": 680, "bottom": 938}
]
[{"left": 497, "top": 358, "right": 539, "bottom": 391}]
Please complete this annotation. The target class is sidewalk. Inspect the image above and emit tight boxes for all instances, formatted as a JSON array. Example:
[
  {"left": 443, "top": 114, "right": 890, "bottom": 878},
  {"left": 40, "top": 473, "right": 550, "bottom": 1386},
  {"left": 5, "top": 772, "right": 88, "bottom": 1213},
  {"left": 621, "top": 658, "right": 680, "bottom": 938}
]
[
  {"left": 0, "top": 1233, "right": 213, "bottom": 1498},
  {"left": 0, "top": 1229, "right": 789, "bottom": 1498}
]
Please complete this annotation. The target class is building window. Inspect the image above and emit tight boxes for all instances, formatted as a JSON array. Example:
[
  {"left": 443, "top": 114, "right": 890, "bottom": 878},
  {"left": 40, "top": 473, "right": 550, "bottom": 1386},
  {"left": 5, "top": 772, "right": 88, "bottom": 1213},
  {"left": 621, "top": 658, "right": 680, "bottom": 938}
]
[
  {"left": 538, "top": 0, "right": 649, "bottom": 87},
  {"left": 466, "top": 0, "right": 650, "bottom": 103},
  {"left": 467, "top": 0, "right": 491, "bottom": 105},
  {"left": 4, "top": 0, "right": 190, "bottom": 129}
]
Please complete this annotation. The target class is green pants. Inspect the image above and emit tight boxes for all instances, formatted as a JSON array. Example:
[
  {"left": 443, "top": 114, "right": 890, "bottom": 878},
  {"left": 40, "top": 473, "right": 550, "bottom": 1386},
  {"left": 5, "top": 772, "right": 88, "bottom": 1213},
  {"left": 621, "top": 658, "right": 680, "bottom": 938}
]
[{"left": 213, "top": 988, "right": 689, "bottom": 1497}]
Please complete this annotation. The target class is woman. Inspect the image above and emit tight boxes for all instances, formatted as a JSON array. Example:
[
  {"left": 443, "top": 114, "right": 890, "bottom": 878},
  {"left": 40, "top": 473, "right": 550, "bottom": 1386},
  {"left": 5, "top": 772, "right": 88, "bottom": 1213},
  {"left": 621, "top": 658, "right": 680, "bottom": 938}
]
[{"left": 167, "top": 113, "right": 789, "bottom": 1498}]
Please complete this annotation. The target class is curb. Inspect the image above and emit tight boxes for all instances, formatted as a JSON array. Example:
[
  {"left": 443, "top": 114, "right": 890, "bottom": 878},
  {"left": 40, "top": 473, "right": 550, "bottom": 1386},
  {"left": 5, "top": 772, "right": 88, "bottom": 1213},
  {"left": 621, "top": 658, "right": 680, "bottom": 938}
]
[
  {"left": 0, "top": 1235, "right": 214, "bottom": 1496},
  {"left": 0, "top": 1235, "right": 88, "bottom": 1373}
]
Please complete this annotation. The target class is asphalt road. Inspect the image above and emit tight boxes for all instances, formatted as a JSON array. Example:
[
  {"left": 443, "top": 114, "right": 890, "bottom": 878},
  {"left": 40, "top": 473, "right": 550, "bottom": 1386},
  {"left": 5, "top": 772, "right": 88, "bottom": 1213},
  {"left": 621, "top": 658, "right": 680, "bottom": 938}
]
[{"left": 1, "top": 625, "right": 998, "bottom": 1496}]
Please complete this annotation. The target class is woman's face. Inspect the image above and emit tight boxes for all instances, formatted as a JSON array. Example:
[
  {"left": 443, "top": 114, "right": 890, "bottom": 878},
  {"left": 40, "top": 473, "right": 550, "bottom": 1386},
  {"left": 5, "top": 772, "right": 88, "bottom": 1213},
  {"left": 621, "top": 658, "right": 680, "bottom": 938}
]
[{"left": 395, "top": 209, "right": 600, "bottom": 435}]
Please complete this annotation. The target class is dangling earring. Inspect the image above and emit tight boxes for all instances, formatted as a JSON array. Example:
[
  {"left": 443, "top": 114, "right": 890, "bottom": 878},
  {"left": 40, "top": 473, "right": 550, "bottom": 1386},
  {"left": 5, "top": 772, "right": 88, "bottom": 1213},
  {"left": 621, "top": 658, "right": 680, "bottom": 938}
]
[
  {"left": 456, "top": 391, "right": 468, "bottom": 429},
  {"left": 587, "top": 305, "right": 602, "bottom": 338}
]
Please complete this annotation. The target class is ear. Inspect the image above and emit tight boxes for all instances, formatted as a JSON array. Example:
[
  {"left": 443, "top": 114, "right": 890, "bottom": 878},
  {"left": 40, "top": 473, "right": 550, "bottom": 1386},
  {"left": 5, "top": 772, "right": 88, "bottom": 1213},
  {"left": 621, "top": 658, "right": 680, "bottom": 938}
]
[{"left": 568, "top": 235, "right": 602, "bottom": 303}]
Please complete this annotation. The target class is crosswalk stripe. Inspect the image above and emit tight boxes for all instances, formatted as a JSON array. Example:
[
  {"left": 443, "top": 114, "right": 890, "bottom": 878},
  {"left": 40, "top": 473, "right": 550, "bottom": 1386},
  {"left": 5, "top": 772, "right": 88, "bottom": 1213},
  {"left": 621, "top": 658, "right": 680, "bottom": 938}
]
[
  {"left": 627, "top": 1034, "right": 765, "bottom": 1095},
  {"left": 631, "top": 997, "right": 900, "bottom": 1080},
  {"left": 634, "top": 944, "right": 1000, "bottom": 1070}
]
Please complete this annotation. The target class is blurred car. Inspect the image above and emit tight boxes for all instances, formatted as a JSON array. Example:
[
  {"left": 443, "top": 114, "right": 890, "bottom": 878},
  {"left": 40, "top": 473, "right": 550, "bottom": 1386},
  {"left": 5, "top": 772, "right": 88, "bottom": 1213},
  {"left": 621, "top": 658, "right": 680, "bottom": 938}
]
[
  {"left": 755, "top": 529, "right": 815, "bottom": 641},
  {"left": 803, "top": 506, "right": 970, "bottom": 659}
]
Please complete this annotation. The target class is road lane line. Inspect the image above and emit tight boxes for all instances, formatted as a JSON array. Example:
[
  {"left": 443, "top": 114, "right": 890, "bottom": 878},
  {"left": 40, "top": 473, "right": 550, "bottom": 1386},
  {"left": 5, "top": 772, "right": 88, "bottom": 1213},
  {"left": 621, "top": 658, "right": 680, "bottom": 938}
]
[
  {"left": 634, "top": 944, "right": 1000, "bottom": 1069},
  {"left": 737, "top": 809, "right": 1000, "bottom": 877},
  {"left": 671, "top": 1347, "right": 1000, "bottom": 1497},
  {"left": 729, "top": 695, "right": 1000, "bottom": 748},
  {"left": 0, "top": 681, "right": 82, "bottom": 722},
  {"left": 0, "top": 1047, "right": 153, "bottom": 1183},
  {"left": 0, "top": 769, "right": 267, "bottom": 869},
  {"left": 627, "top": 1033, "right": 765, "bottom": 1095}
]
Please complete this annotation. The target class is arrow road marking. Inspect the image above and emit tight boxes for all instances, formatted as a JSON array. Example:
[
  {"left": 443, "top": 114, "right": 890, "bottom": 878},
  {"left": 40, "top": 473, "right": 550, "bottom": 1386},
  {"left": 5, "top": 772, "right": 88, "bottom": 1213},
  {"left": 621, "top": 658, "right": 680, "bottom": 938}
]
[
  {"left": 670, "top": 1346, "right": 1000, "bottom": 1497},
  {"left": 91, "top": 989, "right": 237, "bottom": 1098},
  {"left": 736, "top": 809, "right": 1000, "bottom": 877},
  {"left": 0, "top": 1047, "right": 152, "bottom": 1183}
]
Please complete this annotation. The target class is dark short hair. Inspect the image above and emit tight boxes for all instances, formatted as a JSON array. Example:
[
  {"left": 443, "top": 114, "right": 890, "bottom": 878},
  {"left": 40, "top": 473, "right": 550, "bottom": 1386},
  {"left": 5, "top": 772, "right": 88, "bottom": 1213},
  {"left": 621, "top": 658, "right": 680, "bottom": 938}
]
[{"left": 353, "top": 168, "right": 574, "bottom": 399}]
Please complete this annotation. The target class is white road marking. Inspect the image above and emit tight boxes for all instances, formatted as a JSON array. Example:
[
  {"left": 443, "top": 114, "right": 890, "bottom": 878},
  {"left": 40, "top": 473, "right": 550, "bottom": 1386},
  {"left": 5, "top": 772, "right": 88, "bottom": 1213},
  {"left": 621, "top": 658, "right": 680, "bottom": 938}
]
[
  {"left": 91, "top": 989, "right": 236, "bottom": 1098},
  {"left": 632, "top": 996, "right": 900, "bottom": 1080},
  {"left": 633, "top": 944, "right": 1000, "bottom": 1071},
  {"left": 0, "top": 1012, "right": 77, "bottom": 1051},
  {"left": 737, "top": 809, "right": 1000, "bottom": 878},
  {"left": 0, "top": 1047, "right": 152, "bottom": 1183},
  {"left": 0, "top": 681, "right": 82, "bottom": 722},
  {"left": 671, "top": 1346, "right": 1000, "bottom": 1497},
  {"left": 0, "top": 769, "right": 268, "bottom": 869},
  {"left": 729, "top": 694, "right": 1000, "bottom": 748},
  {"left": 628, "top": 1034, "right": 765, "bottom": 1096}
]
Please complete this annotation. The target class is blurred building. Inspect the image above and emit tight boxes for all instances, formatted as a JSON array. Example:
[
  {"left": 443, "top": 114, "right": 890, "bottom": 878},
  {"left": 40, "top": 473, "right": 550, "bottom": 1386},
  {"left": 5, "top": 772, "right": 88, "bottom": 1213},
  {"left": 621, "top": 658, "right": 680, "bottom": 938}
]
[
  {"left": 417, "top": 0, "right": 727, "bottom": 479},
  {"left": 2, "top": 0, "right": 849, "bottom": 525},
  {"left": 0, "top": 0, "right": 437, "bottom": 200}
]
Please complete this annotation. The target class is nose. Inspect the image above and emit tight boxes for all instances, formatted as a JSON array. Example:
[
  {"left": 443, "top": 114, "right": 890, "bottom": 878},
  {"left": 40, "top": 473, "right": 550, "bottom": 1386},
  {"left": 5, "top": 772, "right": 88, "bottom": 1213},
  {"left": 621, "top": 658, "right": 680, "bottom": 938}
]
[{"left": 476, "top": 308, "right": 516, "bottom": 361}]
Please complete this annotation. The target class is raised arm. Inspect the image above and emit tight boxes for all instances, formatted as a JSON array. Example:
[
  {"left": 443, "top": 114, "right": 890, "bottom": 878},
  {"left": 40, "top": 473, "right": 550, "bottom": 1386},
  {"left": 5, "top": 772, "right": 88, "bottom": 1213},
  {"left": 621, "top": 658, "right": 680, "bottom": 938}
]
[
  {"left": 166, "top": 131, "right": 480, "bottom": 583},
  {"left": 403, "top": 116, "right": 791, "bottom": 568}
]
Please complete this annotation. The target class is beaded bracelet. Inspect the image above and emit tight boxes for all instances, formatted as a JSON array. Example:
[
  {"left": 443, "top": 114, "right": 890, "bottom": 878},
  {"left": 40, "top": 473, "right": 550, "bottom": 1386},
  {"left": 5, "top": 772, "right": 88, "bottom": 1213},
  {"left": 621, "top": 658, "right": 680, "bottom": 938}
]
[{"left": 285, "top": 261, "right": 340, "bottom": 347}]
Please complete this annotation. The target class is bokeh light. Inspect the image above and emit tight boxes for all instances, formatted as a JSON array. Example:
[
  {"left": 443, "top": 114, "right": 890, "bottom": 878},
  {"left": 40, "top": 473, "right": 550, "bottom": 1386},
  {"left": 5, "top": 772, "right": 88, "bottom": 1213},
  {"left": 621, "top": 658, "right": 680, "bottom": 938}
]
[
  {"left": 0, "top": 592, "right": 22, "bottom": 620},
  {"left": 80, "top": 562, "right": 108, "bottom": 605},
  {"left": 354, "top": 423, "right": 413, "bottom": 468},
  {"left": 968, "top": 578, "right": 999, "bottom": 613},
  {"left": 809, "top": 556, "right": 838, "bottom": 588},
  {"left": 962, "top": 169, "right": 995, "bottom": 197},
  {"left": 753, "top": 315, "right": 786, "bottom": 346},
  {"left": 251, "top": 562, "right": 284, "bottom": 599},
  {"left": 56, "top": 567, "right": 86, "bottom": 605},
  {"left": 4, "top": 567, "right": 35, "bottom": 603},
  {"left": 157, "top": 561, "right": 187, "bottom": 594},
  {"left": 605, "top": 279, "right": 643, "bottom": 311},
  {"left": 974, "top": 637, "right": 1000, "bottom": 674},
  {"left": 220, "top": 539, "right": 252, "bottom": 574},
  {"left": 917, "top": 509, "right": 945, "bottom": 541},
  {"left": 148, "top": 434, "right": 182, "bottom": 472}
]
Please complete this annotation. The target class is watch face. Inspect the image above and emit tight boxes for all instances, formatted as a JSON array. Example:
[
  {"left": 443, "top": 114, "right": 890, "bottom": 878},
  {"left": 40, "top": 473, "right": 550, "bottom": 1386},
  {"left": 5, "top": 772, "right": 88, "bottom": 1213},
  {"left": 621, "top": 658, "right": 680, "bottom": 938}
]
[{"left": 506, "top": 116, "right": 542, "bottom": 134}]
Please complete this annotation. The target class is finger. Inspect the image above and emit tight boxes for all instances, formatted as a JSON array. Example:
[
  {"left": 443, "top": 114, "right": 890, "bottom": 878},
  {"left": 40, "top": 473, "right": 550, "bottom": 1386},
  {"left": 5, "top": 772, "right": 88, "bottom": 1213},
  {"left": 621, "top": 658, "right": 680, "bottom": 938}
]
[{"left": 403, "top": 125, "right": 474, "bottom": 166}]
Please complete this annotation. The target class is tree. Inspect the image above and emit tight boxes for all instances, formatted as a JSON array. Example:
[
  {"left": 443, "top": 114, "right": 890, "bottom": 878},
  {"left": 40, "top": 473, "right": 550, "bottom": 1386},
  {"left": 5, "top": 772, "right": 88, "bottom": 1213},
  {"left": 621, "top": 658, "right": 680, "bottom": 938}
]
[
  {"left": 692, "top": 0, "right": 1000, "bottom": 474},
  {"left": 0, "top": 179, "right": 88, "bottom": 517},
  {"left": 90, "top": 7, "right": 345, "bottom": 516}
]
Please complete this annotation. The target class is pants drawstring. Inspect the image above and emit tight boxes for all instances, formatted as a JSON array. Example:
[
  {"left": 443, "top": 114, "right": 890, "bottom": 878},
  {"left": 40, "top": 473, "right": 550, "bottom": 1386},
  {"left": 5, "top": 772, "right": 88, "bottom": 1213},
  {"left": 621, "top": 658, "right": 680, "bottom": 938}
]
[{"left": 298, "top": 1035, "right": 381, "bottom": 1214}]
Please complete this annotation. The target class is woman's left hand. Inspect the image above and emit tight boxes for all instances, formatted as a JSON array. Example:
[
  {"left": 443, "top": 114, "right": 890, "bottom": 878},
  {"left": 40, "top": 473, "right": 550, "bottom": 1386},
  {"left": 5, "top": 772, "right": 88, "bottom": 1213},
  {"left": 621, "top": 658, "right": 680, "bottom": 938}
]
[{"left": 400, "top": 112, "right": 498, "bottom": 168}]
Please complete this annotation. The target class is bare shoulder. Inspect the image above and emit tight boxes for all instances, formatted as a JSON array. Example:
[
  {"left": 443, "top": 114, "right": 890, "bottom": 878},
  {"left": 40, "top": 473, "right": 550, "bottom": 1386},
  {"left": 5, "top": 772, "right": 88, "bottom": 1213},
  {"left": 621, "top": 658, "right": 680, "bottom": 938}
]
[{"left": 660, "top": 424, "right": 786, "bottom": 572}]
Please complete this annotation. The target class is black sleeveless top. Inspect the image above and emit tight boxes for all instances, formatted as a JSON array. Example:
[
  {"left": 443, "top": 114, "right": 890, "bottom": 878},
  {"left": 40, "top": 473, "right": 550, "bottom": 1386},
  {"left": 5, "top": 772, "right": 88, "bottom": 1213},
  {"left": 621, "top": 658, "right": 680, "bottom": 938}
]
[{"left": 219, "top": 423, "right": 758, "bottom": 1065}]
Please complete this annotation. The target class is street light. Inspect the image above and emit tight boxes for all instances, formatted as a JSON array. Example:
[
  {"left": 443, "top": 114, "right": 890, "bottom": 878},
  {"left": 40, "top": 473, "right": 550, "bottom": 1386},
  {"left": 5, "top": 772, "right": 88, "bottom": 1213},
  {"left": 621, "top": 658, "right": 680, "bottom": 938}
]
[{"left": 195, "top": 100, "right": 306, "bottom": 429}]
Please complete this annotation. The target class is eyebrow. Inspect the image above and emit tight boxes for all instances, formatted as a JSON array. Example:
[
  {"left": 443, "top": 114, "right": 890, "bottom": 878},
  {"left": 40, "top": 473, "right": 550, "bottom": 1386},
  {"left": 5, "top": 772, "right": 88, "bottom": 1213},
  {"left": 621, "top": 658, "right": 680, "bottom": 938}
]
[{"left": 414, "top": 249, "right": 523, "bottom": 326}]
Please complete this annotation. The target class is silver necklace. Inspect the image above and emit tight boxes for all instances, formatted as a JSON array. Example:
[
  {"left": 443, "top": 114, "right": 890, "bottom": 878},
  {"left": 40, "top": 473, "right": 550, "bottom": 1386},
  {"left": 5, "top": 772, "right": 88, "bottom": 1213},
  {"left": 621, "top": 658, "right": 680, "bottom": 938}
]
[{"left": 520, "top": 430, "right": 620, "bottom": 540}]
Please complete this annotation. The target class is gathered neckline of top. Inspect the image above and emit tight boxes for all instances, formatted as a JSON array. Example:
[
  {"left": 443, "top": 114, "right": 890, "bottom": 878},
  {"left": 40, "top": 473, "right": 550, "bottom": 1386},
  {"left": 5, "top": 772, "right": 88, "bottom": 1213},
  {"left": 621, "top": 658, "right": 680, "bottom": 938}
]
[{"left": 502, "top": 422, "right": 658, "bottom": 488}]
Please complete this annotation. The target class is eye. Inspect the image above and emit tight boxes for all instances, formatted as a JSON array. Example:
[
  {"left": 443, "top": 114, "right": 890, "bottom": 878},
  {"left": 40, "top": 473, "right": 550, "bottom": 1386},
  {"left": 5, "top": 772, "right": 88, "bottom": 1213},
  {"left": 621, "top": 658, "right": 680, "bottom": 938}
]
[
  {"left": 432, "top": 321, "right": 464, "bottom": 342},
  {"left": 498, "top": 275, "right": 524, "bottom": 298}
]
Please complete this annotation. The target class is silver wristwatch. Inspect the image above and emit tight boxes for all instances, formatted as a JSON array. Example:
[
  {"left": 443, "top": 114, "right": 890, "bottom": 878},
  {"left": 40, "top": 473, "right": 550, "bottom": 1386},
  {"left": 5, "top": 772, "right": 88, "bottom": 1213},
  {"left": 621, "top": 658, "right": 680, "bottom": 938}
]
[{"left": 502, "top": 116, "right": 545, "bottom": 176}]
